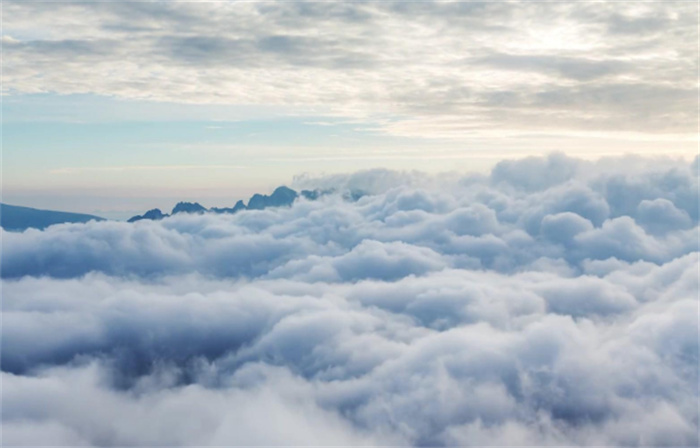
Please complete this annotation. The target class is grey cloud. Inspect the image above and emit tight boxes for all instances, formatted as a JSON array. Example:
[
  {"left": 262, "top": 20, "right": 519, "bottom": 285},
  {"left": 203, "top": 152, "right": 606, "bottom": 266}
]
[
  {"left": 540, "top": 212, "right": 594, "bottom": 246},
  {"left": 595, "top": 165, "right": 699, "bottom": 220},
  {"left": 472, "top": 53, "right": 629, "bottom": 81},
  {"left": 491, "top": 153, "right": 580, "bottom": 192},
  {"left": 3, "top": 1, "right": 696, "bottom": 137},
  {"left": 159, "top": 34, "right": 377, "bottom": 70},
  {"left": 461, "top": 83, "right": 696, "bottom": 134},
  {"left": 531, "top": 83, "right": 695, "bottom": 116},
  {"left": 3, "top": 38, "right": 121, "bottom": 58},
  {"left": 636, "top": 198, "right": 693, "bottom": 235},
  {"left": 607, "top": 12, "right": 670, "bottom": 35}
]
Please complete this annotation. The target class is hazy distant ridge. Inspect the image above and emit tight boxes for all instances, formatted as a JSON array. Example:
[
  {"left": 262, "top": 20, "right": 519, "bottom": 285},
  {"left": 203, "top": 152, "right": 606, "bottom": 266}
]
[
  {"left": 2, "top": 186, "right": 330, "bottom": 230},
  {"left": 0, "top": 203, "right": 105, "bottom": 231}
]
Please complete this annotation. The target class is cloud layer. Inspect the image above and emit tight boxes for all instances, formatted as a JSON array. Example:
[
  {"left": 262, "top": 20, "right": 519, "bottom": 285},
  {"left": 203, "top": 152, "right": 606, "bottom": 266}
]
[
  {"left": 2, "top": 154, "right": 699, "bottom": 446},
  {"left": 4, "top": 1, "right": 697, "bottom": 139}
]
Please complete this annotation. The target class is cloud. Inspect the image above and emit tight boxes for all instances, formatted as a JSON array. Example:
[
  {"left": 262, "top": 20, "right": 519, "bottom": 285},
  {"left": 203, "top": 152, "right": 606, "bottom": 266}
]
[
  {"left": 1, "top": 154, "right": 698, "bottom": 446},
  {"left": 471, "top": 53, "right": 630, "bottom": 81},
  {"left": 636, "top": 198, "right": 693, "bottom": 235},
  {"left": 540, "top": 212, "right": 594, "bottom": 246},
  {"left": 3, "top": 1, "right": 696, "bottom": 139}
]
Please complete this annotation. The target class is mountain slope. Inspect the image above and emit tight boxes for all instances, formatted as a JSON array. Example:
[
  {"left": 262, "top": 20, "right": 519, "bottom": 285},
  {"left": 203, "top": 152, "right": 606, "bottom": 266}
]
[
  {"left": 1, "top": 203, "right": 105, "bottom": 231},
  {"left": 247, "top": 186, "right": 298, "bottom": 210},
  {"left": 172, "top": 202, "right": 208, "bottom": 214},
  {"left": 127, "top": 209, "right": 168, "bottom": 223},
  {"left": 211, "top": 200, "right": 246, "bottom": 214}
]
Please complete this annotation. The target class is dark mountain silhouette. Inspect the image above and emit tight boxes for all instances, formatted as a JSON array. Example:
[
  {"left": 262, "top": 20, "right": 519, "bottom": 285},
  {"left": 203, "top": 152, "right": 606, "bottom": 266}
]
[
  {"left": 126, "top": 186, "right": 332, "bottom": 223},
  {"left": 211, "top": 200, "right": 246, "bottom": 214},
  {"left": 248, "top": 186, "right": 298, "bottom": 210},
  {"left": 1, "top": 203, "right": 105, "bottom": 231},
  {"left": 246, "top": 194, "right": 266, "bottom": 210},
  {"left": 127, "top": 209, "right": 168, "bottom": 223},
  {"left": 172, "top": 202, "right": 207, "bottom": 214}
]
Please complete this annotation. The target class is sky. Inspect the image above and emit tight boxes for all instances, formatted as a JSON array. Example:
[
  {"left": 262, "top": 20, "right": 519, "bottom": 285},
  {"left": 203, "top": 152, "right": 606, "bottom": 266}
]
[
  {"left": 2, "top": 3, "right": 699, "bottom": 445},
  {"left": 2, "top": 0, "right": 698, "bottom": 218}
]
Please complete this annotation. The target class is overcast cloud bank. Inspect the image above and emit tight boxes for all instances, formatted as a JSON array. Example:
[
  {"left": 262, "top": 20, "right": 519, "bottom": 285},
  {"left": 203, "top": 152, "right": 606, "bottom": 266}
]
[
  {"left": 4, "top": 1, "right": 697, "bottom": 139},
  {"left": 2, "top": 154, "right": 698, "bottom": 446}
]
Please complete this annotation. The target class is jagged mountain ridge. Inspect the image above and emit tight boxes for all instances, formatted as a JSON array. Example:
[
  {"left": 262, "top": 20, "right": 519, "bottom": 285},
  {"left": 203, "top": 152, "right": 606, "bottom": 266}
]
[
  {"left": 126, "top": 208, "right": 168, "bottom": 223},
  {"left": 127, "top": 186, "right": 324, "bottom": 222},
  {"left": 210, "top": 200, "right": 246, "bottom": 215},
  {"left": 2, "top": 186, "right": 365, "bottom": 229}
]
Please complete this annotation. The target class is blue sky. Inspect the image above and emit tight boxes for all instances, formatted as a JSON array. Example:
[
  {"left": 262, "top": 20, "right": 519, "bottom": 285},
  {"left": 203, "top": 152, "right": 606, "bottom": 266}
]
[{"left": 3, "top": 1, "right": 697, "bottom": 218}]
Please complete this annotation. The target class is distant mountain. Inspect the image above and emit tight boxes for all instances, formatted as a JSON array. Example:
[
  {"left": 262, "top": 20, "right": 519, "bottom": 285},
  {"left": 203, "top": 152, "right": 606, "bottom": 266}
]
[
  {"left": 172, "top": 202, "right": 207, "bottom": 214},
  {"left": 1, "top": 203, "right": 105, "bottom": 231},
  {"left": 2, "top": 186, "right": 345, "bottom": 230},
  {"left": 126, "top": 186, "right": 327, "bottom": 223},
  {"left": 127, "top": 208, "right": 168, "bottom": 223},
  {"left": 248, "top": 186, "right": 298, "bottom": 210},
  {"left": 211, "top": 200, "right": 246, "bottom": 214}
]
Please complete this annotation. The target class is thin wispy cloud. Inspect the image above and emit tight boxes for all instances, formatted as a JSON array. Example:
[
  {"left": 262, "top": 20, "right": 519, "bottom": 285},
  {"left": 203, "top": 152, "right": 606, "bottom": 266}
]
[{"left": 50, "top": 165, "right": 248, "bottom": 174}]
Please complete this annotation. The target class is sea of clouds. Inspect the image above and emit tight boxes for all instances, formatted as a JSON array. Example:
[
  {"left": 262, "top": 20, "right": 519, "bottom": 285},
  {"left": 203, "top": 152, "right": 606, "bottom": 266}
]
[{"left": 2, "top": 154, "right": 698, "bottom": 446}]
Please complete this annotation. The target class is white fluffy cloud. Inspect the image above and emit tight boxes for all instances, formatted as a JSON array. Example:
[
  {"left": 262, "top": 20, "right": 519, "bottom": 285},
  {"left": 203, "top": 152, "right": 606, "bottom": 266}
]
[{"left": 2, "top": 154, "right": 698, "bottom": 446}]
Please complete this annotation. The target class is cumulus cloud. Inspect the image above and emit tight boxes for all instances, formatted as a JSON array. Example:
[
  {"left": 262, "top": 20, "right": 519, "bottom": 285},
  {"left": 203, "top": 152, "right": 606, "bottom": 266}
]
[{"left": 1, "top": 154, "right": 698, "bottom": 446}]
